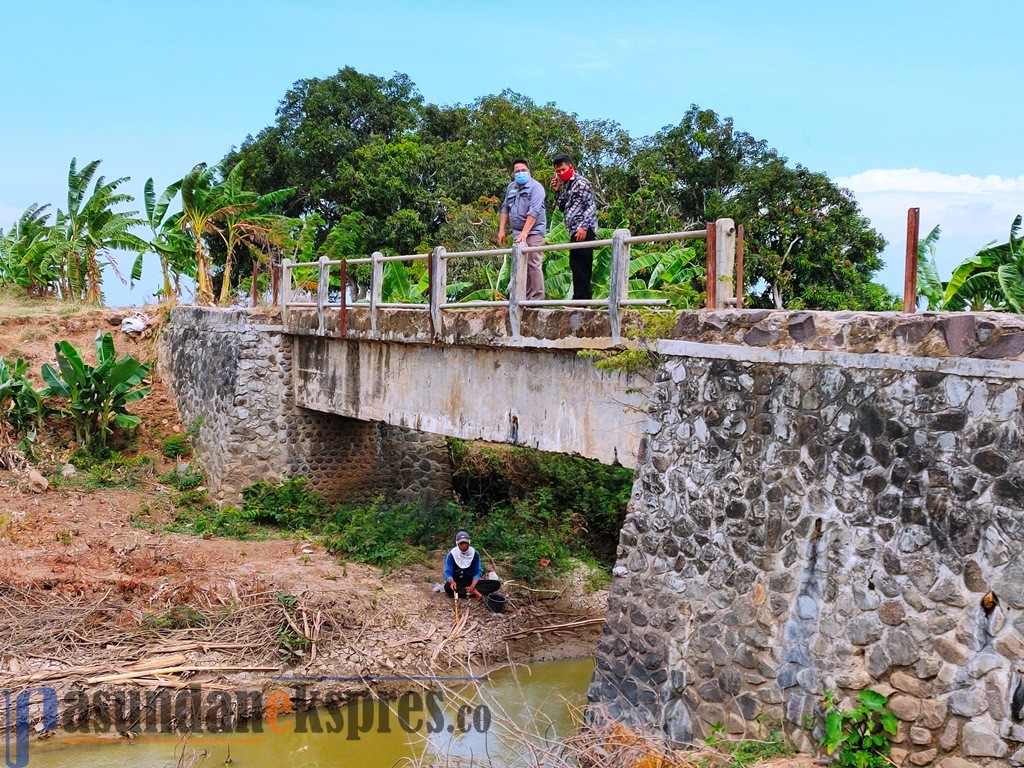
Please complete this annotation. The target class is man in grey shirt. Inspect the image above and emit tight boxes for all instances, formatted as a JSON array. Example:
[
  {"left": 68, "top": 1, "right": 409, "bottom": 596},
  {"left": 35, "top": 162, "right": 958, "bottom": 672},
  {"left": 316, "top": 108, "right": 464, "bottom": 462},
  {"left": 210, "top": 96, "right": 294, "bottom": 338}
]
[{"left": 497, "top": 158, "right": 546, "bottom": 300}]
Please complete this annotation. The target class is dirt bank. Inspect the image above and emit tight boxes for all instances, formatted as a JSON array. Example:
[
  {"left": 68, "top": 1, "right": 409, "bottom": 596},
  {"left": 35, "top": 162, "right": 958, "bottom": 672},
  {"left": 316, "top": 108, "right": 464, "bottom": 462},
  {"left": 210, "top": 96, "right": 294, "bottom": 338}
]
[{"left": 0, "top": 298, "right": 605, "bottom": 713}]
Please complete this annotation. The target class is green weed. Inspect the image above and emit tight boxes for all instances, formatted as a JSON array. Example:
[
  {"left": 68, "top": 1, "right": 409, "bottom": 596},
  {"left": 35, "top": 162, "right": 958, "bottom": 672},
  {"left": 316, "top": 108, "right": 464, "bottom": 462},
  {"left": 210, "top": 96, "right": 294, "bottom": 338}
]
[
  {"left": 701, "top": 719, "right": 794, "bottom": 767},
  {"left": 144, "top": 606, "right": 208, "bottom": 630},
  {"left": 55, "top": 529, "right": 76, "bottom": 546},
  {"left": 80, "top": 454, "right": 154, "bottom": 489},
  {"left": 160, "top": 465, "right": 204, "bottom": 491},
  {"left": 160, "top": 433, "right": 192, "bottom": 459},
  {"left": 820, "top": 689, "right": 897, "bottom": 768}
]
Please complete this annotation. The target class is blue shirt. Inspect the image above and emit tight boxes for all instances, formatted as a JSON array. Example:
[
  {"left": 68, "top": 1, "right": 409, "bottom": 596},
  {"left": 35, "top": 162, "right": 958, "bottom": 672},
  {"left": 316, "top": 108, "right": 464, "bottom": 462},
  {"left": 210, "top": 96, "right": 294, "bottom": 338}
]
[
  {"left": 500, "top": 178, "right": 547, "bottom": 236},
  {"left": 445, "top": 551, "right": 483, "bottom": 581}
]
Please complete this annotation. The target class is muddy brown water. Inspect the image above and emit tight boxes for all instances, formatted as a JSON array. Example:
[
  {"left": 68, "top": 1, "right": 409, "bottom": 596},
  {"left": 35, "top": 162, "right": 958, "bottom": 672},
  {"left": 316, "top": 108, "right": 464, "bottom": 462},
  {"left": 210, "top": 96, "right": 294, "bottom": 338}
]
[{"left": 18, "top": 658, "right": 594, "bottom": 767}]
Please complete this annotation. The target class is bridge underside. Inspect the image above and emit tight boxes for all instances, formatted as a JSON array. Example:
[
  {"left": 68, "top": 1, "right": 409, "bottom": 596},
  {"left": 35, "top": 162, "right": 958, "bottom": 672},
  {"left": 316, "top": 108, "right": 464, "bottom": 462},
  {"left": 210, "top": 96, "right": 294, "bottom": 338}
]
[{"left": 291, "top": 335, "right": 644, "bottom": 468}]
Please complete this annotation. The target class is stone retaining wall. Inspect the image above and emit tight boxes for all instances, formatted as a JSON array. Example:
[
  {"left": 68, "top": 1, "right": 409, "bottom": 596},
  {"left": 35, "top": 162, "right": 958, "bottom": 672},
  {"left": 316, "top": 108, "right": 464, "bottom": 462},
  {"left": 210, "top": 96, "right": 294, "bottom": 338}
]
[
  {"left": 159, "top": 307, "right": 451, "bottom": 504},
  {"left": 590, "top": 338, "right": 1024, "bottom": 766}
]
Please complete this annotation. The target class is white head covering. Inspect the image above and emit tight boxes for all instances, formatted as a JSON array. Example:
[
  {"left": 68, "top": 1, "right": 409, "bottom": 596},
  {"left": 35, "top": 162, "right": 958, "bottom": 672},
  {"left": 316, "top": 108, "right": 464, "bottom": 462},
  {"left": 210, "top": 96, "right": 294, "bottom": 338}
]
[{"left": 450, "top": 532, "right": 476, "bottom": 570}]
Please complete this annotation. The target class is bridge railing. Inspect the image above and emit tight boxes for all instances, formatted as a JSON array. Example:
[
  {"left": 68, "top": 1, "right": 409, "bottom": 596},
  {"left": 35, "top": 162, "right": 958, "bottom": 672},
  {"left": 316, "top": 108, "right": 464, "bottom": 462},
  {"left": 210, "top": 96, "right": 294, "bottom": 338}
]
[{"left": 280, "top": 218, "right": 741, "bottom": 344}]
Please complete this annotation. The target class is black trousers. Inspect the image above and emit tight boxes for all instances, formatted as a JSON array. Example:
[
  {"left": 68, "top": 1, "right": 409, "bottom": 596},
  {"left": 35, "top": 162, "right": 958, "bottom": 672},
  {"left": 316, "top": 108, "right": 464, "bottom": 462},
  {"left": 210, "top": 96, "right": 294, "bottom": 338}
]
[
  {"left": 570, "top": 228, "right": 597, "bottom": 300},
  {"left": 444, "top": 577, "right": 501, "bottom": 599}
]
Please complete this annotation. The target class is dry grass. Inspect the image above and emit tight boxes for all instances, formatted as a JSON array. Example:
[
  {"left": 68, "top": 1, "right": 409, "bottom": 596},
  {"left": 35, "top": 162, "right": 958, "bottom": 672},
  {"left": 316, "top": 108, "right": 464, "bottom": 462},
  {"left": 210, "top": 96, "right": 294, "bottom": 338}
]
[{"left": 0, "top": 289, "right": 93, "bottom": 318}]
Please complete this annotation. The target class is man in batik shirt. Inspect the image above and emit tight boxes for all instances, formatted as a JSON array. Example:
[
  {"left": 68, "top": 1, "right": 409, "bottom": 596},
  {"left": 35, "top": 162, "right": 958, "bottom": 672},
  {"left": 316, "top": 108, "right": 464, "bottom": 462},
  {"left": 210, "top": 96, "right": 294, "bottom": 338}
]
[{"left": 551, "top": 153, "right": 599, "bottom": 300}]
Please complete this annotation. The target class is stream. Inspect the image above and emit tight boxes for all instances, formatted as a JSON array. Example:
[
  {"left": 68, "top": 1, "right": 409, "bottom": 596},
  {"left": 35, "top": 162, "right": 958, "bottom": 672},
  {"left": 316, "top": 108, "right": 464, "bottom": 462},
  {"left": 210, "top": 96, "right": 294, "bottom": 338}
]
[{"left": 18, "top": 658, "right": 595, "bottom": 767}]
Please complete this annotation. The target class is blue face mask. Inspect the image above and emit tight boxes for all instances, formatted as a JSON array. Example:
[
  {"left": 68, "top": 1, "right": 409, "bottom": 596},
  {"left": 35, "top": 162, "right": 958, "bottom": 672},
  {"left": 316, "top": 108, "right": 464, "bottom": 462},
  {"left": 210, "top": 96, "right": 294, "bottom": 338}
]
[{"left": 514, "top": 171, "right": 530, "bottom": 185}]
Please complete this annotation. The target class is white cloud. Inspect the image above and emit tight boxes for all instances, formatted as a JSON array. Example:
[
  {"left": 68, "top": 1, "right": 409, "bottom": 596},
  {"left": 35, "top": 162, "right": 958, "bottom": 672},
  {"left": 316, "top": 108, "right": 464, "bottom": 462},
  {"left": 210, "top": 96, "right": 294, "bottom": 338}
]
[
  {"left": 836, "top": 169, "right": 1024, "bottom": 295},
  {"left": 839, "top": 169, "right": 1024, "bottom": 195}
]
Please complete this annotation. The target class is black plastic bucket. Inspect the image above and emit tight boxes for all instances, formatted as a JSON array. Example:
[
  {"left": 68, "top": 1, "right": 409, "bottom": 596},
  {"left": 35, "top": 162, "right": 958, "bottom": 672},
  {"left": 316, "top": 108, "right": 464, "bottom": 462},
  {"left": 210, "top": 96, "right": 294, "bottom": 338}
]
[{"left": 486, "top": 593, "right": 507, "bottom": 613}]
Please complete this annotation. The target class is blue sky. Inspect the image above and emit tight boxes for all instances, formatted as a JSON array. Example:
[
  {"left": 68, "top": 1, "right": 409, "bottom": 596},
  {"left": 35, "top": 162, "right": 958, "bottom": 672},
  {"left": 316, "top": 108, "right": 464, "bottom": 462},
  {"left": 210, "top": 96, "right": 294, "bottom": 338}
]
[{"left": 2, "top": 1, "right": 1023, "bottom": 306}]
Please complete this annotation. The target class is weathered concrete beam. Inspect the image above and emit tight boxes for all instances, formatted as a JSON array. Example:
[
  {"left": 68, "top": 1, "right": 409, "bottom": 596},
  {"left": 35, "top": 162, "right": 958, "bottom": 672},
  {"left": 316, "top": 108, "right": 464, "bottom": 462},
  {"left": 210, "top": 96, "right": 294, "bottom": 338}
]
[{"left": 292, "top": 336, "right": 646, "bottom": 467}]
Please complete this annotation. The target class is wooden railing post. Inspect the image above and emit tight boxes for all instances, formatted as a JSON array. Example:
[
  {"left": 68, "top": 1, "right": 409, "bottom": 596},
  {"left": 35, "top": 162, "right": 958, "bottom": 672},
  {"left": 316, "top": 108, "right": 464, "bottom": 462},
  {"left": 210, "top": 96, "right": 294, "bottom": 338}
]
[
  {"left": 715, "top": 218, "right": 736, "bottom": 309},
  {"left": 251, "top": 259, "right": 260, "bottom": 308},
  {"left": 280, "top": 258, "right": 291, "bottom": 327},
  {"left": 705, "top": 223, "right": 717, "bottom": 309},
  {"left": 508, "top": 242, "right": 527, "bottom": 341},
  {"left": 904, "top": 207, "right": 920, "bottom": 314},
  {"left": 369, "top": 251, "right": 383, "bottom": 334},
  {"left": 316, "top": 255, "right": 329, "bottom": 336},
  {"left": 609, "top": 228, "right": 631, "bottom": 345},
  {"left": 429, "top": 246, "right": 447, "bottom": 341},
  {"left": 270, "top": 259, "right": 280, "bottom": 308}
]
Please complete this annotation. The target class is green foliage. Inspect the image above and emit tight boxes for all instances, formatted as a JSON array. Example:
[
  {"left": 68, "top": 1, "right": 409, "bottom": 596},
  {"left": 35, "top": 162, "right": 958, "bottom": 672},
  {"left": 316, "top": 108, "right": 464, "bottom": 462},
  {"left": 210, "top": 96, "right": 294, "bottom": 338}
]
[
  {"left": 241, "top": 477, "right": 326, "bottom": 528},
  {"left": 275, "top": 591, "right": 300, "bottom": 609},
  {"left": 275, "top": 624, "right": 310, "bottom": 659},
  {"left": 319, "top": 498, "right": 465, "bottom": 568},
  {"left": 138, "top": 176, "right": 191, "bottom": 300},
  {"left": 160, "top": 433, "right": 192, "bottom": 459},
  {"left": 161, "top": 448, "right": 628, "bottom": 584},
  {"left": 703, "top": 719, "right": 794, "bottom": 767},
  {"left": 41, "top": 332, "right": 151, "bottom": 451},
  {"left": 0, "top": 355, "right": 44, "bottom": 435},
  {"left": 0, "top": 204, "right": 65, "bottom": 297},
  {"left": 916, "top": 225, "right": 944, "bottom": 310},
  {"left": 821, "top": 689, "right": 898, "bottom": 768},
  {"left": 226, "top": 70, "right": 890, "bottom": 311},
  {"left": 55, "top": 158, "right": 148, "bottom": 304},
  {"left": 55, "top": 529, "right": 76, "bottom": 546},
  {"left": 941, "top": 214, "right": 1024, "bottom": 312},
  {"left": 160, "top": 465, "right": 205, "bottom": 491},
  {"left": 578, "top": 309, "right": 677, "bottom": 376},
  {"left": 144, "top": 606, "right": 208, "bottom": 630},
  {"left": 448, "top": 440, "right": 632, "bottom": 581},
  {"left": 79, "top": 454, "right": 154, "bottom": 489}
]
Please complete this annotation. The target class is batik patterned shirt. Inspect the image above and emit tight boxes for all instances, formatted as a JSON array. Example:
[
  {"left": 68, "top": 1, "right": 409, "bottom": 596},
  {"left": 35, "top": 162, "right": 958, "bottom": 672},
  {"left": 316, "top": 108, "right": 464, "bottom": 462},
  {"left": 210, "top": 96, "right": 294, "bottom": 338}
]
[{"left": 555, "top": 174, "right": 598, "bottom": 234}]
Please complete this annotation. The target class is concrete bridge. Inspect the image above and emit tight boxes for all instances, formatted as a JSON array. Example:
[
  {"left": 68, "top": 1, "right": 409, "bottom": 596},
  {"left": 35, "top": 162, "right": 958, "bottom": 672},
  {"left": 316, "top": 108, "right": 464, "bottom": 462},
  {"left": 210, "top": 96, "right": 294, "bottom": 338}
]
[{"left": 159, "top": 304, "right": 650, "bottom": 503}]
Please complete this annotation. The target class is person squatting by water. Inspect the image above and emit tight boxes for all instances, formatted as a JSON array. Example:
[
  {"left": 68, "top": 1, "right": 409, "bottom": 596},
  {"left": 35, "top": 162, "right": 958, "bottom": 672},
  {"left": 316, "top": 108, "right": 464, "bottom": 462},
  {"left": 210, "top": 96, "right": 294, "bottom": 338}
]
[
  {"left": 444, "top": 531, "right": 501, "bottom": 599},
  {"left": 551, "top": 153, "right": 599, "bottom": 301},
  {"left": 497, "top": 158, "right": 547, "bottom": 300}
]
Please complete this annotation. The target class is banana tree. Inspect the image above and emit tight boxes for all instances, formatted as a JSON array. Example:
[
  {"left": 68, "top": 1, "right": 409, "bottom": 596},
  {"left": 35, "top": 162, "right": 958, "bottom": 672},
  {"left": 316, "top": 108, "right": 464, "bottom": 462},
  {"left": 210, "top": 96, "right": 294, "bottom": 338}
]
[
  {"left": 916, "top": 225, "right": 944, "bottom": 310},
  {"left": 942, "top": 216, "right": 1024, "bottom": 312},
  {"left": 56, "top": 158, "right": 147, "bottom": 304},
  {"left": 178, "top": 163, "right": 233, "bottom": 304},
  {"left": 380, "top": 260, "right": 471, "bottom": 303},
  {"left": 135, "top": 176, "right": 193, "bottom": 302},
  {"left": 0, "top": 204, "right": 65, "bottom": 297},
  {"left": 0, "top": 356, "right": 44, "bottom": 467},
  {"left": 41, "top": 333, "right": 151, "bottom": 450},
  {"left": 214, "top": 163, "right": 295, "bottom": 304}
]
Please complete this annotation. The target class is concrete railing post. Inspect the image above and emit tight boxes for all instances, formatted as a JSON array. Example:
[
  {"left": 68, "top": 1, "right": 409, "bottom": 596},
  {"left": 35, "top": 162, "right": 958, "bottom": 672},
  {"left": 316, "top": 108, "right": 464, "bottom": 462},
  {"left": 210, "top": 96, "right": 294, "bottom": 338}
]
[
  {"left": 429, "top": 246, "right": 447, "bottom": 342},
  {"left": 715, "top": 218, "right": 736, "bottom": 309},
  {"left": 316, "top": 255, "right": 329, "bottom": 336},
  {"left": 369, "top": 251, "right": 383, "bottom": 334},
  {"left": 508, "top": 242, "right": 526, "bottom": 341},
  {"left": 609, "top": 228, "right": 631, "bottom": 345},
  {"left": 281, "top": 258, "right": 291, "bottom": 328}
]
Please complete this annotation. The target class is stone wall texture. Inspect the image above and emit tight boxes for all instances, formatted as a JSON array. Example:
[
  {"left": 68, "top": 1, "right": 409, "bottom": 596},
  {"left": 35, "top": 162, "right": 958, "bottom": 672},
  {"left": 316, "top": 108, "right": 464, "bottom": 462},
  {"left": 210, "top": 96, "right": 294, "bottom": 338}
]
[
  {"left": 590, "top": 340, "right": 1024, "bottom": 766},
  {"left": 159, "top": 307, "right": 451, "bottom": 504}
]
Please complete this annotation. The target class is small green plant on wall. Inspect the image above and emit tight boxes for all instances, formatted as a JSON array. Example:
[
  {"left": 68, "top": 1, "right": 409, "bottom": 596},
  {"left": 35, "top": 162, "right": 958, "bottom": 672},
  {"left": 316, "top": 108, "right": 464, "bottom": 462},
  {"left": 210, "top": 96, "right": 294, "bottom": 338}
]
[{"left": 820, "top": 689, "right": 898, "bottom": 768}]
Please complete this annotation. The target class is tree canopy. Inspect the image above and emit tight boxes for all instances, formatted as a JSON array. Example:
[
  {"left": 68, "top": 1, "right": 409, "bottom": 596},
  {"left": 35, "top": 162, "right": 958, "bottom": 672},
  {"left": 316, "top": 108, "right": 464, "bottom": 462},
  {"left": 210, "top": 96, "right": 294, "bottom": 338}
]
[{"left": 224, "top": 68, "right": 894, "bottom": 310}]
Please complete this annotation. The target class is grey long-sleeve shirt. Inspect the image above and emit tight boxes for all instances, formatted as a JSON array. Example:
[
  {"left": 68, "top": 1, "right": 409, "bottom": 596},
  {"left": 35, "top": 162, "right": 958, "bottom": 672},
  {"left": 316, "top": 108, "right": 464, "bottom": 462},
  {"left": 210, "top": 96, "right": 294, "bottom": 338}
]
[{"left": 500, "top": 178, "right": 547, "bottom": 236}]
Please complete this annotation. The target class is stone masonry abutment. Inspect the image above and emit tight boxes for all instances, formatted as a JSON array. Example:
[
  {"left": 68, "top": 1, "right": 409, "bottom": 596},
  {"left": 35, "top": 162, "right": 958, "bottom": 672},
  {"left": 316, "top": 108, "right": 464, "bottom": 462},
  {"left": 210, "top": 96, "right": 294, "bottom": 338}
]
[
  {"left": 590, "top": 311, "right": 1024, "bottom": 765},
  {"left": 159, "top": 307, "right": 451, "bottom": 504}
]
